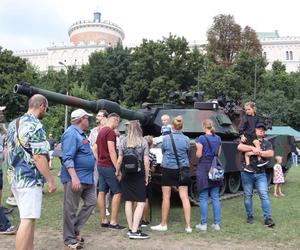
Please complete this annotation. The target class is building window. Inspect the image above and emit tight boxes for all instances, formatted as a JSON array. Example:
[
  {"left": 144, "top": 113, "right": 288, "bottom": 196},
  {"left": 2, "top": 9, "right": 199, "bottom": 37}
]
[
  {"left": 290, "top": 51, "right": 293, "bottom": 60},
  {"left": 286, "top": 51, "right": 289, "bottom": 60}
]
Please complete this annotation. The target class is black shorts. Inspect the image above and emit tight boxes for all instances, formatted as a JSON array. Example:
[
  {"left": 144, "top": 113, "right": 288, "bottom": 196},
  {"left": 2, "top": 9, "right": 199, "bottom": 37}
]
[{"left": 161, "top": 168, "right": 188, "bottom": 187}]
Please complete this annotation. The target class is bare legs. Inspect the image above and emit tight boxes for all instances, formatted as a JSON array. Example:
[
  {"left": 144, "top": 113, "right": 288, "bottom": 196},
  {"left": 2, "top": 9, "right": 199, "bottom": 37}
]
[
  {"left": 273, "top": 183, "right": 284, "bottom": 197},
  {"left": 178, "top": 186, "right": 191, "bottom": 228},
  {"left": 160, "top": 186, "right": 191, "bottom": 228},
  {"left": 16, "top": 218, "right": 35, "bottom": 250},
  {"left": 98, "top": 191, "right": 121, "bottom": 225},
  {"left": 125, "top": 201, "right": 145, "bottom": 232},
  {"left": 161, "top": 186, "right": 171, "bottom": 226}
]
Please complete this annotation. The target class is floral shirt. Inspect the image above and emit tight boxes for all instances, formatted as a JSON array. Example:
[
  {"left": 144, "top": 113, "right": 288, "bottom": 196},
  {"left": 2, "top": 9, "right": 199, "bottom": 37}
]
[{"left": 6, "top": 113, "right": 49, "bottom": 188}]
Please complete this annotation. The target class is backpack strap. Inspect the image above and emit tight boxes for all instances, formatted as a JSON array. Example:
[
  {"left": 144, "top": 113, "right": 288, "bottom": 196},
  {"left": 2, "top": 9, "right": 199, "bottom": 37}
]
[
  {"left": 203, "top": 135, "right": 219, "bottom": 156},
  {"left": 16, "top": 118, "right": 33, "bottom": 157}
]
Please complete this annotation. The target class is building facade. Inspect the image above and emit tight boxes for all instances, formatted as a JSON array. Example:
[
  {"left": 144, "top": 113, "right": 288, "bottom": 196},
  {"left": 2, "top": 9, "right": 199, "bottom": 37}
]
[
  {"left": 258, "top": 32, "right": 300, "bottom": 72},
  {"left": 14, "top": 14, "right": 300, "bottom": 73},
  {"left": 15, "top": 12, "right": 124, "bottom": 71}
]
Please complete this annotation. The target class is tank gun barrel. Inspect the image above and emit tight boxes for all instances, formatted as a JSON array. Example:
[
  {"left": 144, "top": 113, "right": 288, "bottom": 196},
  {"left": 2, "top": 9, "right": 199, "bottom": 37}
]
[{"left": 14, "top": 83, "right": 147, "bottom": 122}]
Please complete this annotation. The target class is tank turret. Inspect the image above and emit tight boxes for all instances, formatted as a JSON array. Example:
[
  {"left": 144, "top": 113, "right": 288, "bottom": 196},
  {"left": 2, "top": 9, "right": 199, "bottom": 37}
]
[{"left": 14, "top": 83, "right": 241, "bottom": 139}]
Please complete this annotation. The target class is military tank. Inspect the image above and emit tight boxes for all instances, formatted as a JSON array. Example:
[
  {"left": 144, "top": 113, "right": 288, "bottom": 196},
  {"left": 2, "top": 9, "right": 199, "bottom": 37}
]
[{"left": 14, "top": 82, "right": 294, "bottom": 203}]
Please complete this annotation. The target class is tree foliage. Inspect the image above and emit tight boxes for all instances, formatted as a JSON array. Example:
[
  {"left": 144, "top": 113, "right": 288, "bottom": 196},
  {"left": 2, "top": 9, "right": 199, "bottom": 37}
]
[
  {"left": 124, "top": 35, "right": 205, "bottom": 106},
  {"left": 207, "top": 15, "right": 261, "bottom": 67},
  {"left": 84, "top": 44, "right": 131, "bottom": 102}
]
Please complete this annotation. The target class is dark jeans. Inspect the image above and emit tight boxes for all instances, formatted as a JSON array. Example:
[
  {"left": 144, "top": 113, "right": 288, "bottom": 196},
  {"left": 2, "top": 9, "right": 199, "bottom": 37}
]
[
  {"left": 0, "top": 208, "right": 11, "bottom": 231},
  {"left": 63, "top": 182, "right": 97, "bottom": 245}
]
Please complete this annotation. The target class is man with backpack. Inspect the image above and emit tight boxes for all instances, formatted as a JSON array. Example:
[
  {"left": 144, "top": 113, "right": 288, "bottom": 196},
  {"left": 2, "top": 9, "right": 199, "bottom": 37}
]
[{"left": 94, "top": 113, "right": 125, "bottom": 230}]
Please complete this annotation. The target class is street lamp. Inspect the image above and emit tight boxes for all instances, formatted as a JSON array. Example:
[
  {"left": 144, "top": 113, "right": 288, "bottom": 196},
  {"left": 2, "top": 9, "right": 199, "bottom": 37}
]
[{"left": 59, "top": 61, "right": 69, "bottom": 131}]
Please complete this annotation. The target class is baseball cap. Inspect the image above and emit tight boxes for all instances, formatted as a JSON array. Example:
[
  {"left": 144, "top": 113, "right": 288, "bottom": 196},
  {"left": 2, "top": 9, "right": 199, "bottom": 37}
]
[
  {"left": 71, "top": 109, "right": 93, "bottom": 121},
  {"left": 0, "top": 106, "right": 6, "bottom": 111},
  {"left": 256, "top": 123, "right": 267, "bottom": 130}
]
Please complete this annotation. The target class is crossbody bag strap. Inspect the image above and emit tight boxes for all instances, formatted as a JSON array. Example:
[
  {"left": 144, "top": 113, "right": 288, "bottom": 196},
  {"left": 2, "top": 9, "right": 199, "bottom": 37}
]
[
  {"left": 16, "top": 118, "right": 33, "bottom": 157},
  {"left": 170, "top": 133, "right": 180, "bottom": 168},
  {"left": 203, "top": 135, "right": 218, "bottom": 156}
]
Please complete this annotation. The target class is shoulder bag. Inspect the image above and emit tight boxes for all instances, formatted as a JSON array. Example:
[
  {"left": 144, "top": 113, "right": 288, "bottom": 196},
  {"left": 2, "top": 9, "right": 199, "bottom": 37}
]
[{"left": 203, "top": 135, "right": 224, "bottom": 181}]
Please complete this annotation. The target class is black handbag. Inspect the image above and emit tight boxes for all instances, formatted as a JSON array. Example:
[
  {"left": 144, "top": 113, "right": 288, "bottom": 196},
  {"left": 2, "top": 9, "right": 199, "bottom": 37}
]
[{"left": 169, "top": 133, "right": 190, "bottom": 185}]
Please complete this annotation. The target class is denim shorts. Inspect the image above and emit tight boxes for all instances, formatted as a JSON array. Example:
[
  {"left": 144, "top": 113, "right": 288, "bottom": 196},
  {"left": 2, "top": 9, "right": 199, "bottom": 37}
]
[{"left": 97, "top": 166, "right": 122, "bottom": 194}]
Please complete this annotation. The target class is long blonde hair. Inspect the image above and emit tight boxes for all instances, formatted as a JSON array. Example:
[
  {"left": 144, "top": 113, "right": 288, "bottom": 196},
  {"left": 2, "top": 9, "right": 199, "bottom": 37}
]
[
  {"left": 127, "top": 120, "right": 144, "bottom": 148},
  {"left": 202, "top": 119, "right": 216, "bottom": 134}
]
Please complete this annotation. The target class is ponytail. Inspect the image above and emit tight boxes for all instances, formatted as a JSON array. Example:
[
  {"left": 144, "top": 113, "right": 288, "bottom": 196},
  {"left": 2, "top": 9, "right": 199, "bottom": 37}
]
[{"left": 202, "top": 119, "right": 215, "bottom": 134}]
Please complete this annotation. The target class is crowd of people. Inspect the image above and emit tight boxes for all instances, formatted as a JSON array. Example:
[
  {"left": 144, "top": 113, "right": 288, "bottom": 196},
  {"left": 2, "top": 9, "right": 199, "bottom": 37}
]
[{"left": 0, "top": 96, "right": 292, "bottom": 250}]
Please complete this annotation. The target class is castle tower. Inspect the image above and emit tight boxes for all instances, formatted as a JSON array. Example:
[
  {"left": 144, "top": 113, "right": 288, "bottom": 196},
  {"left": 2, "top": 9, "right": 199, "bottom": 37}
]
[{"left": 68, "top": 12, "right": 124, "bottom": 46}]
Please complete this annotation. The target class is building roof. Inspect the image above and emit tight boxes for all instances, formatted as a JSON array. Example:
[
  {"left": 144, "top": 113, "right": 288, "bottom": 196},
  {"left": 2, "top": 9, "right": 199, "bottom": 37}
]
[
  {"left": 257, "top": 31, "right": 280, "bottom": 39},
  {"left": 266, "top": 126, "right": 300, "bottom": 141}
]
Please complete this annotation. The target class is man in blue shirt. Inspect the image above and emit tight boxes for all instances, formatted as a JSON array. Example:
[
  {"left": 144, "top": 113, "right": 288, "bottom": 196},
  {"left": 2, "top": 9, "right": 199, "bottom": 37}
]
[{"left": 61, "top": 108, "right": 96, "bottom": 250}]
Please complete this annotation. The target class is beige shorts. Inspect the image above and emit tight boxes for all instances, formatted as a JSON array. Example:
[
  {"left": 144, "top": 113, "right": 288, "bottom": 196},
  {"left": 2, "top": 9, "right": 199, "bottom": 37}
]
[{"left": 12, "top": 185, "right": 43, "bottom": 219}]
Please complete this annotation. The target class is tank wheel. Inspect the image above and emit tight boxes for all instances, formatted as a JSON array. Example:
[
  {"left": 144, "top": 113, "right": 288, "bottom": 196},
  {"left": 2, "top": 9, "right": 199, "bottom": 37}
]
[
  {"left": 226, "top": 173, "right": 241, "bottom": 194},
  {"left": 219, "top": 175, "right": 227, "bottom": 196},
  {"left": 188, "top": 177, "right": 199, "bottom": 206}
]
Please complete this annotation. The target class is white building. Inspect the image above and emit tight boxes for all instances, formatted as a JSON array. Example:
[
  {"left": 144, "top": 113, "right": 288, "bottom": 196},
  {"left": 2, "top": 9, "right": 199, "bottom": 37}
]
[
  {"left": 15, "top": 12, "right": 124, "bottom": 72},
  {"left": 14, "top": 14, "right": 300, "bottom": 73},
  {"left": 258, "top": 31, "right": 300, "bottom": 72}
]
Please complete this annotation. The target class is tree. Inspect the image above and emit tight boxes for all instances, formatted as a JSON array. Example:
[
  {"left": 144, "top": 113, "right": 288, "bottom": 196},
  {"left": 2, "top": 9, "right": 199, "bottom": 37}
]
[
  {"left": 84, "top": 44, "right": 131, "bottom": 102},
  {"left": 272, "top": 60, "right": 286, "bottom": 73},
  {"left": 241, "top": 26, "right": 262, "bottom": 56},
  {"left": 207, "top": 15, "right": 262, "bottom": 67},
  {"left": 124, "top": 35, "right": 205, "bottom": 106},
  {"left": 0, "top": 47, "right": 38, "bottom": 121},
  {"left": 255, "top": 89, "right": 290, "bottom": 125},
  {"left": 207, "top": 14, "right": 241, "bottom": 66}
]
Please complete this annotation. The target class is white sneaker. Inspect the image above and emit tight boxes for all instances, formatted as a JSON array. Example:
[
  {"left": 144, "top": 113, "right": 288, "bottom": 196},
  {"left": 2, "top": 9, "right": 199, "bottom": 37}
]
[
  {"left": 150, "top": 224, "right": 168, "bottom": 231},
  {"left": 106, "top": 209, "right": 110, "bottom": 216},
  {"left": 211, "top": 224, "right": 220, "bottom": 230},
  {"left": 185, "top": 227, "right": 192, "bottom": 233},
  {"left": 195, "top": 223, "right": 207, "bottom": 231},
  {"left": 6, "top": 197, "right": 17, "bottom": 207}
]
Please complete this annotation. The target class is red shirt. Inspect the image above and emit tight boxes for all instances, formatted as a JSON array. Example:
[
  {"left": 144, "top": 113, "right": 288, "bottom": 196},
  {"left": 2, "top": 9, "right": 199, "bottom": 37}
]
[{"left": 96, "top": 126, "right": 116, "bottom": 167}]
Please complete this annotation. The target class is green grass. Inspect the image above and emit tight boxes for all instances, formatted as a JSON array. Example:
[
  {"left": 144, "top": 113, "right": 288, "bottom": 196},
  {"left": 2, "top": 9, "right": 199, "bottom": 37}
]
[{"left": 3, "top": 160, "right": 300, "bottom": 247}]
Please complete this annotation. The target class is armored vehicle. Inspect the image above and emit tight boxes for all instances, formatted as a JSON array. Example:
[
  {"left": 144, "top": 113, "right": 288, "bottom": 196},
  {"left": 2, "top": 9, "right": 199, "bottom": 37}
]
[{"left": 14, "top": 83, "right": 295, "bottom": 203}]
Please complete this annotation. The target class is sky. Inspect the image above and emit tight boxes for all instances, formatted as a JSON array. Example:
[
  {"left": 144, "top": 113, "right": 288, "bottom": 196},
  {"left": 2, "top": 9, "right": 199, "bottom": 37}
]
[{"left": 1, "top": 0, "right": 300, "bottom": 51}]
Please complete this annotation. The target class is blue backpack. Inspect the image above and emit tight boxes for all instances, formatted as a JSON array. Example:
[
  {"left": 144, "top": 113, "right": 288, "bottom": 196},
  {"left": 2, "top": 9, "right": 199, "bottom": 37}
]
[{"left": 204, "top": 136, "right": 224, "bottom": 181}]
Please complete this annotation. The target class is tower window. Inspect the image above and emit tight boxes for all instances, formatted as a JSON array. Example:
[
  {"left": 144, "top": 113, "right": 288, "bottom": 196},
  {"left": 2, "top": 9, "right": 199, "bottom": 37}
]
[
  {"left": 290, "top": 51, "right": 293, "bottom": 60},
  {"left": 286, "top": 51, "right": 289, "bottom": 60}
]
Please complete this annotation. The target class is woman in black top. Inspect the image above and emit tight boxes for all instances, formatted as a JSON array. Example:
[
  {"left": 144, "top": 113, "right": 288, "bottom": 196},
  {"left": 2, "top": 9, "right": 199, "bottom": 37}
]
[{"left": 116, "top": 121, "right": 150, "bottom": 239}]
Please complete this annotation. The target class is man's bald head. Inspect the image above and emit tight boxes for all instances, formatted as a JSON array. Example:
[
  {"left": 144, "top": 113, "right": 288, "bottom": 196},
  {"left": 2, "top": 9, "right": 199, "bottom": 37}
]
[
  {"left": 28, "top": 94, "right": 48, "bottom": 119},
  {"left": 28, "top": 94, "right": 48, "bottom": 110}
]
